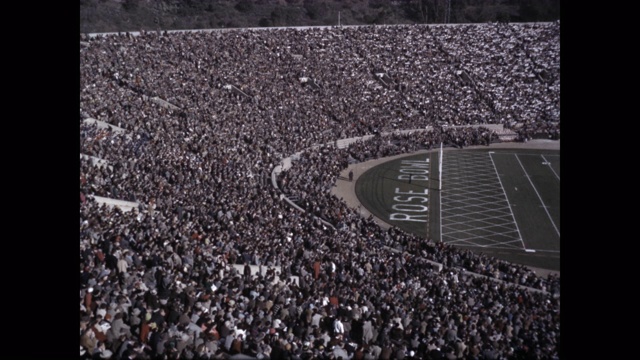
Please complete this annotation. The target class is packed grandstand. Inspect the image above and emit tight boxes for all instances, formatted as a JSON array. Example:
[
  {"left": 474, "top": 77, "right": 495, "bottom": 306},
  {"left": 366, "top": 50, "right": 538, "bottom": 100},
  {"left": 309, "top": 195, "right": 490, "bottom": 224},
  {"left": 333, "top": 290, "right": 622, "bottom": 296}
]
[{"left": 80, "top": 22, "right": 560, "bottom": 359}]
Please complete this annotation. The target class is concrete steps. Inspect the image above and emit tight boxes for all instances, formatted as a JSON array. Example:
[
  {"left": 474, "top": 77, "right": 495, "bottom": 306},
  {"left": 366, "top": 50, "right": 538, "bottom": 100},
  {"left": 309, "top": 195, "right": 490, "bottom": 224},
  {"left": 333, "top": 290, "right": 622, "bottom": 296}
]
[
  {"left": 92, "top": 195, "right": 139, "bottom": 213},
  {"left": 82, "top": 118, "right": 126, "bottom": 134}
]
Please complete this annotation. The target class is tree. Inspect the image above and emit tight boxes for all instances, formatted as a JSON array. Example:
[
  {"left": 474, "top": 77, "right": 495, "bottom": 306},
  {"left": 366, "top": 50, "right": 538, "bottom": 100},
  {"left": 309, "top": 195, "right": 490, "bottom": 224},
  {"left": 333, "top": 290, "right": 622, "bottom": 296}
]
[
  {"left": 259, "top": 17, "right": 272, "bottom": 27},
  {"left": 235, "top": 0, "right": 254, "bottom": 13},
  {"left": 304, "top": 0, "right": 327, "bottom": 21},
  {"left": 122, "top": 0, "right": 139, "bottom": 12}
]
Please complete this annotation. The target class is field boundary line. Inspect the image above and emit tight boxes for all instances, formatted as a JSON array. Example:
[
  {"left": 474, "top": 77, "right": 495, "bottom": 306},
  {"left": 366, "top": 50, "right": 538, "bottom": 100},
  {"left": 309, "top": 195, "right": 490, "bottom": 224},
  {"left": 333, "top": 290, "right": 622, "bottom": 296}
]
[
  {"left": 541, "top": 154, "right": 560, "bottom": 180},
  {"left": 489, "top": 152, "right": 526, "bottom": 249},
  {"left": 515, "top": 154, "right": 560, "bottom": 237}
]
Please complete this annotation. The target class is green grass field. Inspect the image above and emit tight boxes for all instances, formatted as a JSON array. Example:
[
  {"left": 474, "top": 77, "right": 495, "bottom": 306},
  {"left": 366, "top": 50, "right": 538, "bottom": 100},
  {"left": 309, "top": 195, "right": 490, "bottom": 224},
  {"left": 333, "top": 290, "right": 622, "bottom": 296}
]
[{"left": 355, "top": 147, "right": 560, "bottom": 271}]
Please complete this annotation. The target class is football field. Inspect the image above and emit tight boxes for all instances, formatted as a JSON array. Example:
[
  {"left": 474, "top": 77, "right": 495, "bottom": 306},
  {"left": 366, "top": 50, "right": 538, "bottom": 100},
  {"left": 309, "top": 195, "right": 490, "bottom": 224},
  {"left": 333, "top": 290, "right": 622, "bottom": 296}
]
[{"left": 355, "top": 146, "right": 560, "bottom": 271}]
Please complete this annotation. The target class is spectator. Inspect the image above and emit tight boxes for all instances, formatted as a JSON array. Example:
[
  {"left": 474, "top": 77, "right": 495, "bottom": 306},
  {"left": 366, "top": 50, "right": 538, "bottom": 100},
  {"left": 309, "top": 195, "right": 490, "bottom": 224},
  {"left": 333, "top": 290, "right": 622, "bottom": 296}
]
[{"left": 80, "top": 22, "right": 560, "bottom": 359}]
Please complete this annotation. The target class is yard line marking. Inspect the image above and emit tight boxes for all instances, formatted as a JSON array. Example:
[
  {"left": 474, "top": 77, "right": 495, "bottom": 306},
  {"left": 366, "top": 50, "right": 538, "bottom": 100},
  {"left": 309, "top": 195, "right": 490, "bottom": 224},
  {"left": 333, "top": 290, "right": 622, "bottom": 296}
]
[
  {"left": 442, "top": 216, "right": 515, "bottom": 226},
  {"left": 443, "top": 189, "right": 506, "bottom": 198},
  {"left": 442, "top": 202, "right": 511, "bottom": 212},
  {"left": 489, "top": 152, "right": 526, "bottom": 249},
  {"left": 478, "top": 239, "right": 523, "bottom": 247},
  {"left": 515, "top": 154, "right": 560, "bottom": 237},
  {"left": 442, "top": 220, "right": 518, "bottom": 233},
  {"left": 445, "top": 233, "right": 521, "bottom": 243},
  {"left": 441, "top": 151, "right": 525, "bottom": 249},
  {"left": 445, "top": 243, "right": 521, "bottom": 250},
  {"left": 442, "top": 207, "right": 512, "bottom": 217},
  {"left": 443, "top": 213, "right": 513, "bottom": 225},
  {"left": 526, "top": 249, "right": 560, "bottom": 253},
  {"left": 442, "top": 220, "right": 520, "bottom": 236},
  {"left": 512, "top": 152, "right": 557, "bottom": 157},
  {"left": 443, "top": 194, "right": 509, "bottom": 203},
  {"left": 443, "top": 233, "right": 521, "bottom": 244},
  {"left": 446, "top": 238, "right": 522, "bottom": 248},
  {"left": 442, "top": 213, "right": 515, "bottom": 226},
  {"left": 541, "top": 155, "right": 560, "bottom": 181}
]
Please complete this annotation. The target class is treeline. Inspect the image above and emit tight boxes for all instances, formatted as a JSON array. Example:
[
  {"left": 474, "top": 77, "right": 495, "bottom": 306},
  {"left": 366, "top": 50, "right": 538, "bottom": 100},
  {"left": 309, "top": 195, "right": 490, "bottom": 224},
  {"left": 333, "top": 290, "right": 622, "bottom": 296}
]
[{"left": 80, "top": 0, "right": 560, "bottom": 34}]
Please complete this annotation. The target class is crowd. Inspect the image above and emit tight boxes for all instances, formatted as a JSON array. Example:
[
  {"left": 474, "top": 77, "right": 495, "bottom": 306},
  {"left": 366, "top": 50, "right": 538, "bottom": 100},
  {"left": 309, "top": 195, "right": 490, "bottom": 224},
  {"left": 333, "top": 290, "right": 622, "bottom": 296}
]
[
  {"left": 276, "top": 131, "right": 556, "bottom": 293},
  {"left": 80, "top": 22, "right": 560, "bottom": 359}
]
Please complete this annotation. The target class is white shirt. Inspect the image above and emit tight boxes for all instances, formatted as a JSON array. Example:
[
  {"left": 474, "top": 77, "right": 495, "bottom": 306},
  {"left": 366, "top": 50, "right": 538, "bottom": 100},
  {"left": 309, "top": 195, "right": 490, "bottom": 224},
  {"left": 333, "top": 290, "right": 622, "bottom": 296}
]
[{"left": 334, "top": 319, "right": 344, "bottom": 334}]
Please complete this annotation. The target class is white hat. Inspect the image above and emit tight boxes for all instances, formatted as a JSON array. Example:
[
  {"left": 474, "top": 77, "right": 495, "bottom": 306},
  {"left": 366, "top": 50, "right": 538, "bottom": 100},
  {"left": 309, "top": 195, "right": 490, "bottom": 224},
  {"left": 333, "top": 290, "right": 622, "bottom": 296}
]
[
  {"left": 100, "top": 322, "right": 111, "bottom": 332},
  {"left": 100, "top": 349, "right": 113, "bottom": 358}
]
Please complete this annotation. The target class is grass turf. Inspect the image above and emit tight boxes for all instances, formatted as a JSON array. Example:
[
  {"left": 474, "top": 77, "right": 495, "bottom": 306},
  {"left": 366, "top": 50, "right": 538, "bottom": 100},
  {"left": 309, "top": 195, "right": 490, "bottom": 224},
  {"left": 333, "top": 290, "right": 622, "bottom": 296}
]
[{"left": 355, "top": 147, "right": 560, "bottom": 271}]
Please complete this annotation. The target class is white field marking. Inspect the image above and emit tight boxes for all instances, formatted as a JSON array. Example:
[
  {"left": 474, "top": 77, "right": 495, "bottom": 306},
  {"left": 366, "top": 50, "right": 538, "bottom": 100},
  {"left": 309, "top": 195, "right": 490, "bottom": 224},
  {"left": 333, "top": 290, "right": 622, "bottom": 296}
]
[
  {"left": 515, "top": 154, "right": 560, "bottom": 237},
  {"left": 441, "top": 152, "right": 521, "bottom": 248},
  {"left": 445, "top": 238, "right": 522, "bottom": 248},
  {"left": 525, "top": 249, "right": 560, "bottom": 253},
  {"left": 489, "top": 153, "right": 526, "bottom": 249},
  {"left": 439, "top": 153, "right": 443, "bottom": 243},
  {"left": 442, "top": 222, "right": 520, "bottom": 236},
  {"left": 477, "top": 239, "right": 524, "bottom": 248},
  {"left": 441, "top": 203, "right": 512, "bottom": 215},
  {"left": 443, "top": 236, "right": 521, "bottom": 247},
  {"left": 445, "top": 237, "right": 522, "bottom": 247},
  {"left": 444, "top": 181, "right": 504, "bottom": 190},
  {"left": 441, "top": 215, "right": 516, "bottom": 231},
  {"left": 444, "top": 231, "right": 521, "bottom": 244},
  {"left": 441, "top": 217, "right": 515, "bottom": 229},
  {"left": 442, "top": 223, "right": 521, "bottom": 236},
  {"left": 446, "top": 239, "right": 522, "bottom": 249},
  {"left": 511, "top": 152, "right": 556, "bottom": 156},
  {"left": 443, "top": 188, "right": 509, "bottom": 197},
  {"left": 446, "top": 201, "right": 507, "bottom": 211},
  {"left": 428, "top": 151, "right": 440, "bottom": 240},
  {"left": 541, "top": 155, "right": 560, "bottom": 181}
]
